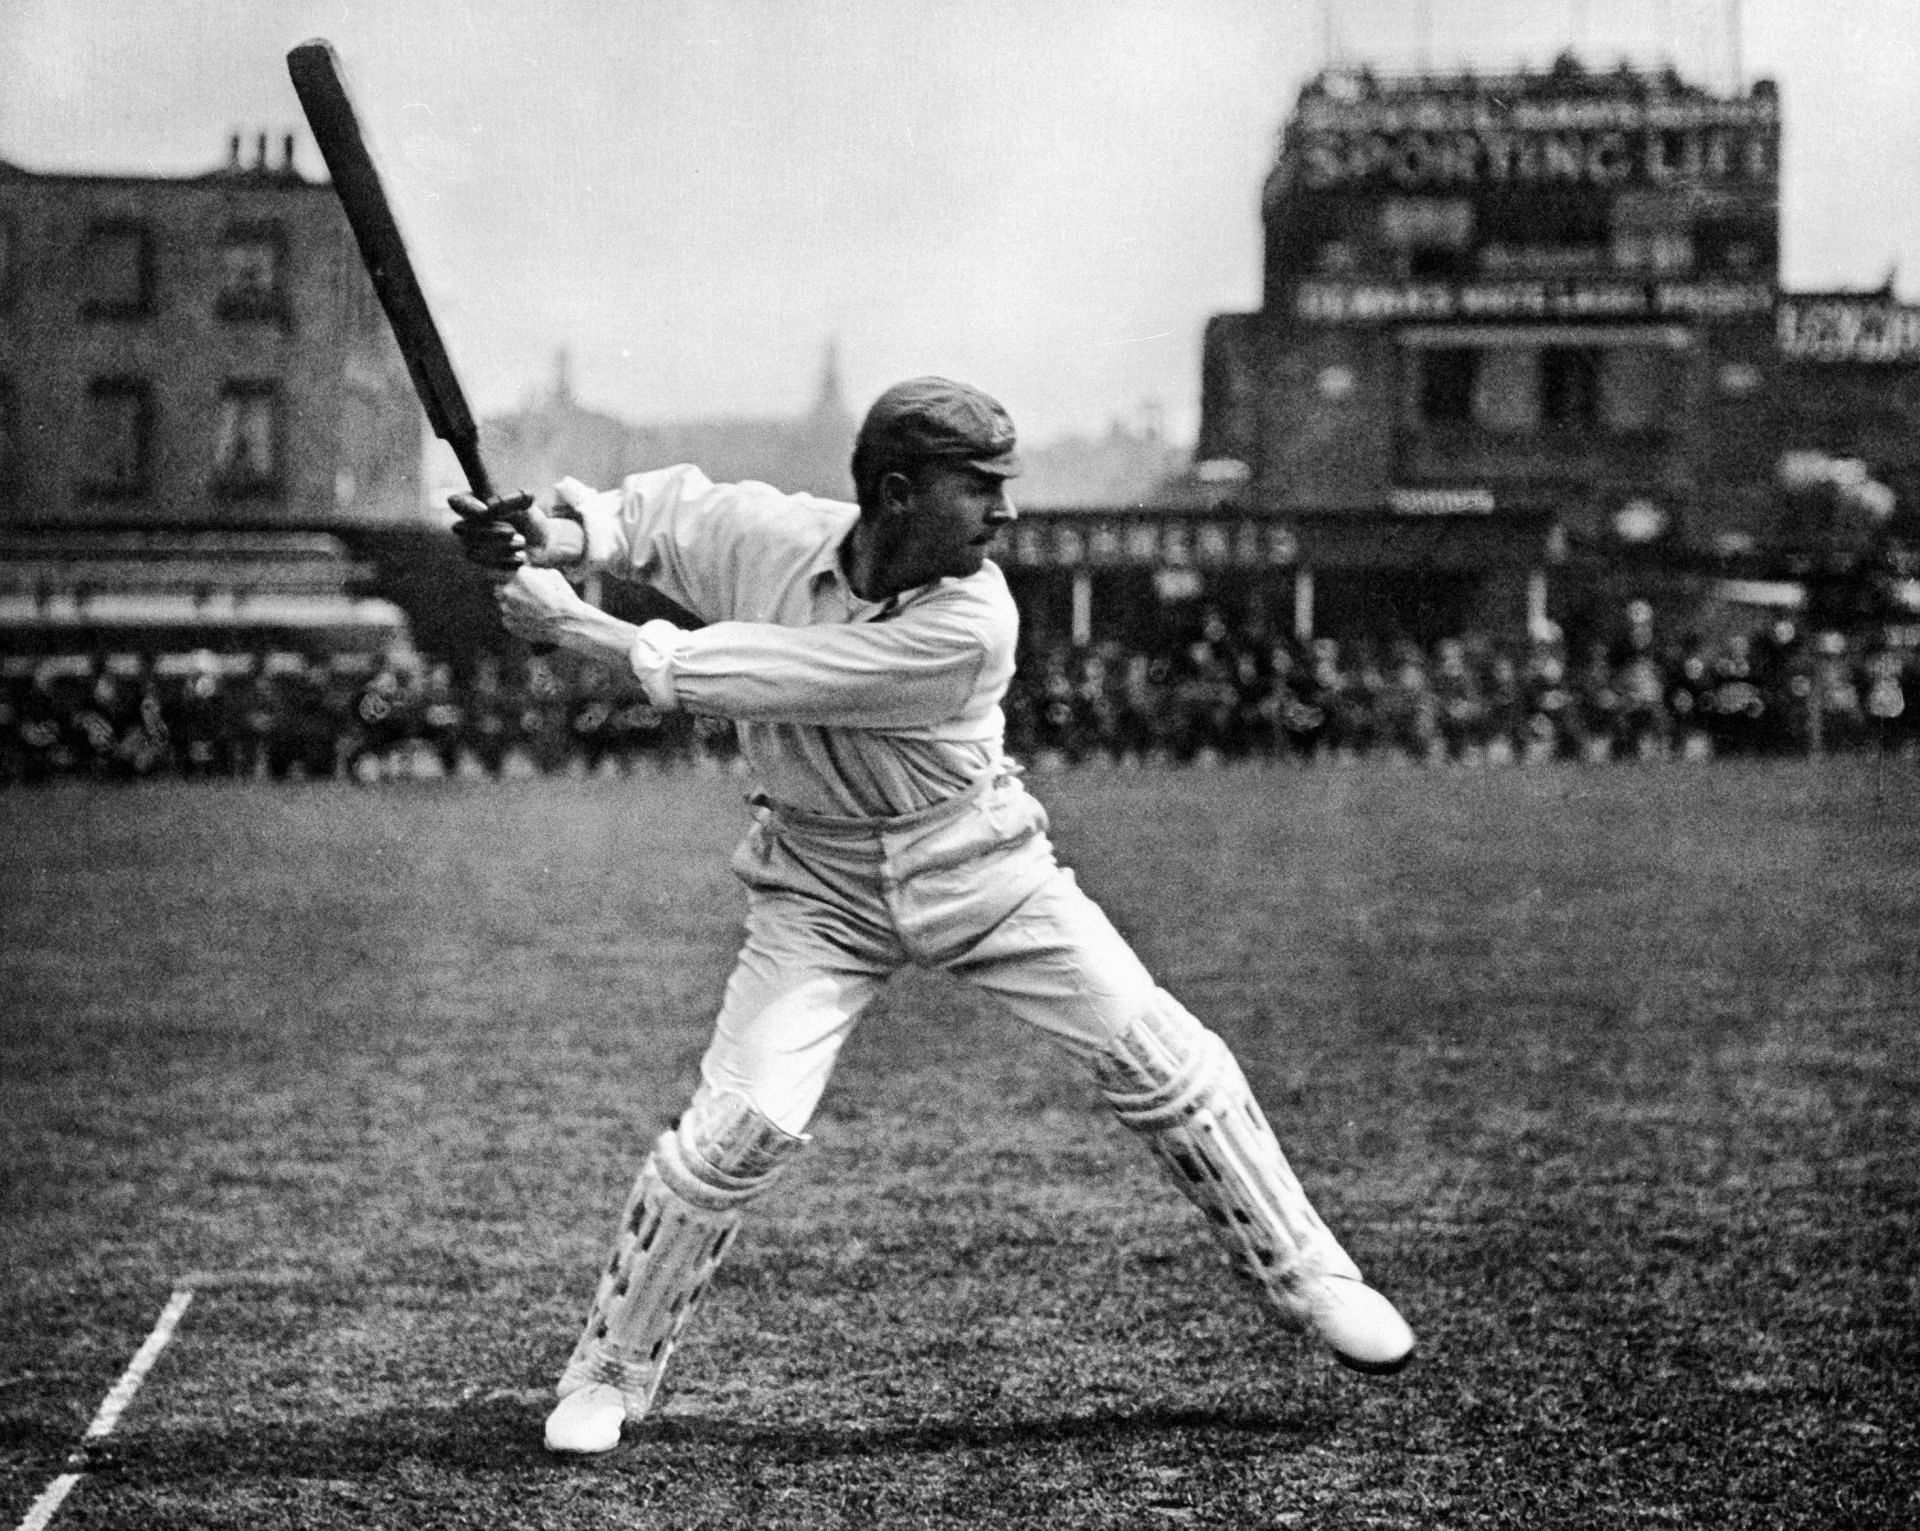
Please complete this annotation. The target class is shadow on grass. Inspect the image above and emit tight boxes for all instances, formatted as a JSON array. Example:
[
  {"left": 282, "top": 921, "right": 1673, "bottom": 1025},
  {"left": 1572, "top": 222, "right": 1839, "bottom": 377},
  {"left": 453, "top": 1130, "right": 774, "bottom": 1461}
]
[{"left": 87, "top": 1395, "right": 1333, "bottom": 1482}]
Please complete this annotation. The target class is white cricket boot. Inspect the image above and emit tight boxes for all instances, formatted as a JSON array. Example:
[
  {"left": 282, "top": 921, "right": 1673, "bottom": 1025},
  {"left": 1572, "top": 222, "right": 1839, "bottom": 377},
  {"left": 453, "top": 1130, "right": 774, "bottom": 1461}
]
[
  {"left": 544, "top": 1382, "right": 627, "bottom": 1455},
  {"left": 1307, "top": 1276, "right": 1417, "bottom": 1375}
]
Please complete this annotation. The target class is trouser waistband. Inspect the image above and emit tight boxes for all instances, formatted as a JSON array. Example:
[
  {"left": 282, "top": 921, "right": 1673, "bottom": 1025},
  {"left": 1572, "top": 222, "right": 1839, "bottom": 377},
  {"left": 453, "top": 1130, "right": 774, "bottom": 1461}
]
[{"left": 747, "top": 772, "right": 1006, "bottom": 842}]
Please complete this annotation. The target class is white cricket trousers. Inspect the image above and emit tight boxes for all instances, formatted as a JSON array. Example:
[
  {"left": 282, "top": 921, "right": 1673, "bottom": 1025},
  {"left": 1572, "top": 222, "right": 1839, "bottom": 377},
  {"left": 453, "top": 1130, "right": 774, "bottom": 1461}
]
[{"left": 702, "top": 773, "right": 1162, "bottom": 1134}]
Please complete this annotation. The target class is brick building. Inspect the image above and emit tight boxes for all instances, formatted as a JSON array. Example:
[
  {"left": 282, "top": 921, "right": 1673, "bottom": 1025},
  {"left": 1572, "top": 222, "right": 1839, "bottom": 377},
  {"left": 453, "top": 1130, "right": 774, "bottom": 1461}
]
[
  {"left": 1189, "top": 59, "right": 1920, "bottom": 649},
  {"left": 1002, "top": 60, "right": 1919, "bottom": 656},
  {"left": 6, "top": 71, "right": 1915, "bottom": 670},
  {"left": 0, "top": 132, "right": 423, "bottom": 657},
  {"left": 1769, "top": 287, "right": 1920, "bottom": 589},
  {"left": 1197, "top": 59, "right": 1789, "bottom": 648}
]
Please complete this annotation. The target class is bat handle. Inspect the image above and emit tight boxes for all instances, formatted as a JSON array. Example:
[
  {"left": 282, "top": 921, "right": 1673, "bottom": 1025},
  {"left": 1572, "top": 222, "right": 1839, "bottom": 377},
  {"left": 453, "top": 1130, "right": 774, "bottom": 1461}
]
[{"left": 454, "top": 437, "right": 495, "bottom": 503}]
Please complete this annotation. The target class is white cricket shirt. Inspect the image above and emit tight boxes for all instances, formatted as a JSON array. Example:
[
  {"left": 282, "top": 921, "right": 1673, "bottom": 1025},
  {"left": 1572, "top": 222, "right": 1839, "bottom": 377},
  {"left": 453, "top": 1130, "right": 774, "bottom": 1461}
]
[{"left": 572, "top": 464, "right": 1018, "bottom": 818}]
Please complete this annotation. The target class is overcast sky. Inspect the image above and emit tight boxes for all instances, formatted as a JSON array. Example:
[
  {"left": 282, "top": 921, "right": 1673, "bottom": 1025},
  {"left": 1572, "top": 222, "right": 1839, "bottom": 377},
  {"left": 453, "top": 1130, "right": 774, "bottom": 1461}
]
[{"left": 5, "top": 0, "right": 1916, "bottom": 444}]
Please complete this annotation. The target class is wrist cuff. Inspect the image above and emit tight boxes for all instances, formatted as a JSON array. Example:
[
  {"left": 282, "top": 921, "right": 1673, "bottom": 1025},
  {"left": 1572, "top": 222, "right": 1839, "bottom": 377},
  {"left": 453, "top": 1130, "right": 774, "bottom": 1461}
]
[
  {"left": 629, "top": 619, "right": 685, "bottom": 711},
  {"left": 542, "top": 504, "right": 590, "bottom": 572},
  {"left": 559, "top": 481, "right": 625, "bottom": 570}
]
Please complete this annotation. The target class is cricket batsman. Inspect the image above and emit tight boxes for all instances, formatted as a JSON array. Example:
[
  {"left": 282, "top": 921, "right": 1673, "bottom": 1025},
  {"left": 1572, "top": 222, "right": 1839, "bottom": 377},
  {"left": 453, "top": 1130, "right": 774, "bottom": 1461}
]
[{"left": 451, "top": 377, "right": 1416, "bottom": 1455}]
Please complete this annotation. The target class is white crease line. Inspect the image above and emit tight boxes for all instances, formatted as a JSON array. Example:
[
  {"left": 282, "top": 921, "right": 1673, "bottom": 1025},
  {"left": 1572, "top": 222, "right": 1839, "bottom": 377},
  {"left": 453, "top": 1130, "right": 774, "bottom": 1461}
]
[
  {"left": 14, "top": 1289, "right": 194, "bottom": 1531},
  {"left": 14, "top": 1475, "right": 81, "bottom": 1531},
  {"left": 78, "top": 1288, "right": 194, "bottom": 1445}
]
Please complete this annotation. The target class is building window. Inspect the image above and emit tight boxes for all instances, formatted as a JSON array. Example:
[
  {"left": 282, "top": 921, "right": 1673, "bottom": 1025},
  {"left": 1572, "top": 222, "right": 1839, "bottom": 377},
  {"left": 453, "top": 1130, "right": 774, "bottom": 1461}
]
[
  {"left": 1696, "top": 216, "right": 1775, "bottom": 274},
  {"left": 1474, "top": 349, "right": 1540, "bottom": 433},
  {"left": 216, "top": 223, "right": 290, "bottom": 323},
  {"left": 1478, "top": 191, "right": 1608, "bottom": 266},
  {"left": 1418, "top": 347, "right": 1479, "bottom": 425},
  {"left": 80, "top": 219, "right": 154, "bottom": 318},
  {"left": 1413, "top": 340, "right": 1672, "bottom": 438},
  {"left": 80, "top": 379, "right": 153, "bottom": 495},
  {"left": 1381, "top": 197, "right": 1473, "bottom": 279},
  {"left": 0, "top": 377, "right": 15, "bottom": 494},
  {"left": 1612, "top": 229, "right": 1694, "bottom": 274},
  {"left": 1600, "top": 347, "right": 1668, "bottom": 432},
  {"left": 1314, "top": 239, "right": 1358, "bottom": 273},
  {"left": 1611, "top": 192, "right": 1695, "bottom": 274},
  {"left": 1541, "top": 347, "right": 1602, "bottom": 430},
  {"left": 213, "top": 382, "right": 282, "bottom": 495}
]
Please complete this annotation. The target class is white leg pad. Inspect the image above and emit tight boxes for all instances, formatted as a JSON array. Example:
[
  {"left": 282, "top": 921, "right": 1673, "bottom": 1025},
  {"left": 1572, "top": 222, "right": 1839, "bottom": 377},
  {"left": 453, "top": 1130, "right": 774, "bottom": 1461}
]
[
  {"left": 1093, "top": 994, "right": 1373, "bottom": 1333},
  {"left": 557, "top": 1084, "right": 806, "bottom": 1415}
]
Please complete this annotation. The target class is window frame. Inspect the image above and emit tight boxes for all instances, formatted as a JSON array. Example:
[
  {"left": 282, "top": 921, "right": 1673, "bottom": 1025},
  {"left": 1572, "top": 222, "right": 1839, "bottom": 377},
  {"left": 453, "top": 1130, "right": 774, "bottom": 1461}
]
[
  {"left": 0, "top": 375, "right": 15, "bottom": 497},
  {"left": 0, "top": 216, "right": 16, "bottom": 312},
  {"left": 1417, "top": 346, "right": 1480, "bottom": 427},
  {"left": 79, "top": 377, "right": 156, "bottom": 497},
  {"left": 1540, "top": 345, "right": 1604, "bottom": 432},
  {"left": 1402, "top": 328, "right": 1685, "bottom": 442},
  {"left": 78, "top": 217, "right": 156, "bottom": 320},
  {"left": 214, "top": 220, "right": 293, "bottom": 325},
  {"left": 211, "top": 378, "right": 285, "bottom": 499}
]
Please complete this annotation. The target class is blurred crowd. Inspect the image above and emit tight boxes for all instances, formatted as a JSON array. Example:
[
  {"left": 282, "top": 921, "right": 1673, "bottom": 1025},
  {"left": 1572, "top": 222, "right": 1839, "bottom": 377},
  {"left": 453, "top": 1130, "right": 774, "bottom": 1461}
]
[
  {"left": 0, "top": 650, "right": 707, "bottom": 787},
  {"left": 1007, "top": 610, "right": 1919, "bottom": 769},
  {"left": 3, "top": 608, "right": 1917, "bottom": 788}
]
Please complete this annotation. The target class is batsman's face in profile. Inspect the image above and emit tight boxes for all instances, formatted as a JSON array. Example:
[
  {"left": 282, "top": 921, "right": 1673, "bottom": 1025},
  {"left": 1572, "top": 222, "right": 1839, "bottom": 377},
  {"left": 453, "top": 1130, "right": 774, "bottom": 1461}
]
[{"left": 883, "top": 462, "right": 1019, "bottom": 586}]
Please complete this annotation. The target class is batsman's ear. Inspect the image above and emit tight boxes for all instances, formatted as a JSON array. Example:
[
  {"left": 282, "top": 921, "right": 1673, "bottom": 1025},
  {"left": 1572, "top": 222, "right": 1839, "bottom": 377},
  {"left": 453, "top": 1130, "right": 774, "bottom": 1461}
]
[{"left": 877, "top": 468, "right": 918, "bottom": 516}]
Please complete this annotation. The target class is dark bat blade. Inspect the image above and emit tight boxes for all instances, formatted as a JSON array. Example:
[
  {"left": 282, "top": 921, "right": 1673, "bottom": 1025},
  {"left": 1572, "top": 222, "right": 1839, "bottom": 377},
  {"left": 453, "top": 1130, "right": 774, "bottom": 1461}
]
[{"left": 287, "top": 37, "right": 494, "bottom": 500}]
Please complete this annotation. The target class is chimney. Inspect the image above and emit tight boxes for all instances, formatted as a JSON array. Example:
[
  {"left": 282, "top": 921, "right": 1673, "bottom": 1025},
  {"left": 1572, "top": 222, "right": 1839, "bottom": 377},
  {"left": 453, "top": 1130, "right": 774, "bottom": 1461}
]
[
  {"left": 256, "top": 131, "right": 269, "bottom": 170},
  {"left": 228, "top": 132, "right": 242, "bottom": 169},
  {"left": 282, "top": 133, "right": 296, "bottom": 175}
]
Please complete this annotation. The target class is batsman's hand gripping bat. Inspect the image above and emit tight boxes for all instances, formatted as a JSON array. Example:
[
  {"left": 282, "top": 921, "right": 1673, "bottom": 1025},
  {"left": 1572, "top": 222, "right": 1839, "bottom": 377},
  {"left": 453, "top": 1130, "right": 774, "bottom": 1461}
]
[{"left": 288, "top": 37, "right": 553, "bottom": 646}]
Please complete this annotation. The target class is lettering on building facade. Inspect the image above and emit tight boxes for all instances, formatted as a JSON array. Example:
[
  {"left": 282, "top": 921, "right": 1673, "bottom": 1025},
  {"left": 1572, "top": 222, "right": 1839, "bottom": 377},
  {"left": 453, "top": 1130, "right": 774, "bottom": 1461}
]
[
  {"left": 1777, "top": 297, "right": 1920, "bottom": 363},
  {"left": 1388, "top": 488, "right": 1496, "bottom": 516},
  {"left": 1004, "top": 518, "right": 1299, "bottom": 571},
  {"left": 1293, "top": 95, "right": 1780, "bottom": 189},
  {"left": 1296, "top": 279, "right": 1775, "bottom": 324}
]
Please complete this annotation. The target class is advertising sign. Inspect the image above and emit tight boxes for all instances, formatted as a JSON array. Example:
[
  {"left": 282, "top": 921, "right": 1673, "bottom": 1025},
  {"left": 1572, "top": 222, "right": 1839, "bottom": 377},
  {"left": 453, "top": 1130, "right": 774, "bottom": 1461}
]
[
  {"left": 1293, "top": 92, "right": 1779, "bottom": 191},
  {"left": 1776, "top": 297, "right": 1920, "bottom": 363},
  {"left": 1389, "top": 488, "right": 1495, "bottom": 516},
  {"left": 1295, "top": 278, "right": 1774, "bottom": 324},
  {"left": 1004, "top": 518, "right": 1299, "bottom": 571}
]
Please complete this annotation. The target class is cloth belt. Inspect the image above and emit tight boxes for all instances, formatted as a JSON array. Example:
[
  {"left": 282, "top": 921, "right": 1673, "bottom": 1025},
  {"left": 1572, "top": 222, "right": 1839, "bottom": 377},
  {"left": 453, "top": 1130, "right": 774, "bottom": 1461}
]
[{"left": 745, "top": 770, "right": 1006, "bottom": 843}]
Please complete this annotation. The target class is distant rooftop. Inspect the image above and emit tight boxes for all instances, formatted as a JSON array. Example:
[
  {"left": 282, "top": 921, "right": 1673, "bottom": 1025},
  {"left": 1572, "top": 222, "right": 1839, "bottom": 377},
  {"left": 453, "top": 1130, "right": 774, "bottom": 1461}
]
[
  {"left": 1304, "top": 53, "right": 1773, "bottom": 105},
  {"left": 1290, "top": 55, "right": 1779, "bottom": 134}
]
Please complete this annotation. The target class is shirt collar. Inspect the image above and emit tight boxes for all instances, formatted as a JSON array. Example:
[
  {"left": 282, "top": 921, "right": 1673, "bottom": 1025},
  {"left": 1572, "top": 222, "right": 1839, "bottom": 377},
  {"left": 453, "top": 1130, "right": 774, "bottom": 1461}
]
[
  {"left": 810, "top": 518, "right": 928, "bottom": 613},
  {"left": 810, "top": 523, "right": 859, "bottom": 596}
]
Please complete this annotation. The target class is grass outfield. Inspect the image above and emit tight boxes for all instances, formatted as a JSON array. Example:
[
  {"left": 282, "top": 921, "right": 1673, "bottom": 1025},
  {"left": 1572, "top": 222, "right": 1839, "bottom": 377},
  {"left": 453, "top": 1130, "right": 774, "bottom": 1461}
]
[{"left": 2, "top": 760, "right": 1916, "bottom": 1529}]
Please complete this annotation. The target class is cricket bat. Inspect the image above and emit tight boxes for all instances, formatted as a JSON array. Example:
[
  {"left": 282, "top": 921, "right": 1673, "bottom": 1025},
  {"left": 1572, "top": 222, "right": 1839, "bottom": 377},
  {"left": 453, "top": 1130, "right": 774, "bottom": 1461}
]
[
  {"left": 290, "top": 37, "right": 561, "bottom": 651},
  {"left": 288, "top": 37, "right": 498, "bottom": 502}
]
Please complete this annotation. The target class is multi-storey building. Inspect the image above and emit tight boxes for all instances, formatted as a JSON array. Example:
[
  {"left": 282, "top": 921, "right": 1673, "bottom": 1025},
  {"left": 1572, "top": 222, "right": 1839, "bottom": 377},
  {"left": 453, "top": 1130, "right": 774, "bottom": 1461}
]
[
  {"left": 0, "top": 132, "right": 423, "bottom": 656},
  {"left": 6, "top": 76, "right": 1914, "bottom": 669},
  {"left": 1197, "top": 59, "right": 1787, "bottom": 645},
  {"left": 1772, "top": 286, "right": 1920, "bottom": 579},
  {"left": 996, "top": 60, "right": 1917, "bottom": 656}
]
